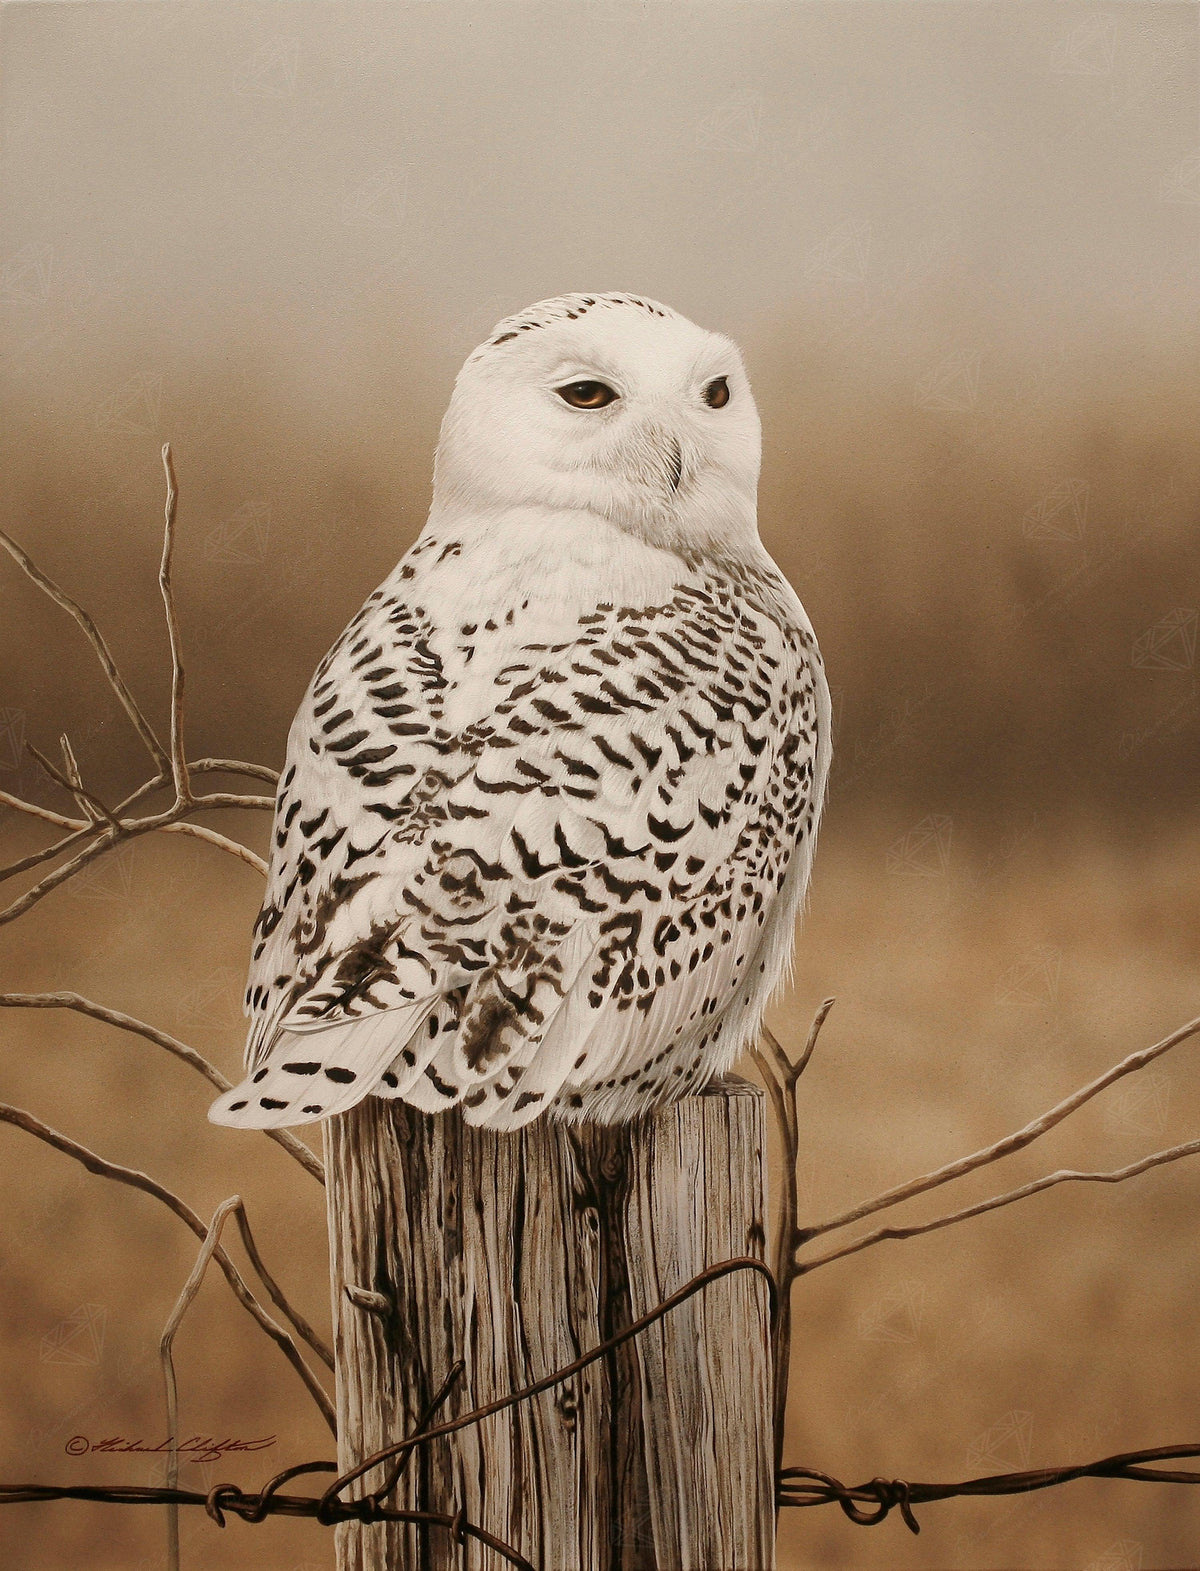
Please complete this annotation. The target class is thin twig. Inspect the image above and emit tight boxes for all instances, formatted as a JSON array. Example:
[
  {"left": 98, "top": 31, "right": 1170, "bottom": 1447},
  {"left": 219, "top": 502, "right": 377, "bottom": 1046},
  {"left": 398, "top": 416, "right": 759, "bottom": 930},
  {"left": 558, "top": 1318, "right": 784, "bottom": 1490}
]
[
  {"left": 777, "top": 998, "right": 835, "bottom": 1089},
  {"left": 0, "top": 824, "right": 129, "bottom": 926},
  {"left": 0, "top": 791, "right": 274, "bottom": 928},
  {"left": 0, "top": 992, "right": 323, "bottom": 1183},
  {"left": 0, "top": 761, "right": 276, "bottom": 885},
  {"left": 0, "top": 774, "right": 167, "bottom": 881},
  {"left": 0, "top": 528, "right": 169, "bottom": 772},
  {"left": 749, "top": 999, "right": 836, "bottom": 1479},
  {"left": 0, "top": 763, "right": 275, "bottom": 892},
  {"left": 157, "top": 821, "right": 267, "bottom": 875},
  {"left": 187, "top": 791, "right": 275, "bottom": 811},
  {"left": 795, "top": 1136, "right": 1200, "bottom": 1277},
  {"left": 158, "top": 445, "right": 189, "bottom": 806},
  {"left": 190, "top": 757, "right": 280, "bottom": 787},
  {"left": 58, "top": 735, "right": 108, "bottom": 827},
  {"left": 230, "top": 1201, "right": 333, "bottom": 1367},
  {"left": 25, "top": 742, "right": 121, "bottom": 832},
  {"left": 797, "top": 1012, "right": 1200, "bottom": 1251},
  {"left": 161, "top": 1196, "right": 243, "bottom": 1571},
  {"left": 0, "top": 1103, "right": 334, "bottom": 1430},
  {"left": 0, "top": 791, "right": 82, "bottom": 831}
]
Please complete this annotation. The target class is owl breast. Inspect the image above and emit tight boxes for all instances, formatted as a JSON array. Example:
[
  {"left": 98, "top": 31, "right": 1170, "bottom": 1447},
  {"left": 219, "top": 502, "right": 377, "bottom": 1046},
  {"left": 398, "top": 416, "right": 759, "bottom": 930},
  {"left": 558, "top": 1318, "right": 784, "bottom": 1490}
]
[{"left": 212, "top": 519, "right": 829, "bottom": 1134}]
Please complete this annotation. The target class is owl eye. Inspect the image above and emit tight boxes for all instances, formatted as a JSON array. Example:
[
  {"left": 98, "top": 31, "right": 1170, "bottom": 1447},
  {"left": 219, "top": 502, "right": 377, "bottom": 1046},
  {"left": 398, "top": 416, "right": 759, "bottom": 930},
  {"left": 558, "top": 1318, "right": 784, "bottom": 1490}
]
[
  {"left": 703, "top": 377, "right": 730, "bottom": 409},
  {"left": 556, "top": 380, "right": 619, "bottom": 409}
]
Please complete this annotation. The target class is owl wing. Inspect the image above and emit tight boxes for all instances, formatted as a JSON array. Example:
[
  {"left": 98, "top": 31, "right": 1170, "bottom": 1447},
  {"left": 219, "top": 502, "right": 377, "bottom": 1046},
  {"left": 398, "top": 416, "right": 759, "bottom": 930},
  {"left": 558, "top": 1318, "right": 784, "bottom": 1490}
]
[{"left": 209, "top": 567, "right": 820, "bottom": 1131}]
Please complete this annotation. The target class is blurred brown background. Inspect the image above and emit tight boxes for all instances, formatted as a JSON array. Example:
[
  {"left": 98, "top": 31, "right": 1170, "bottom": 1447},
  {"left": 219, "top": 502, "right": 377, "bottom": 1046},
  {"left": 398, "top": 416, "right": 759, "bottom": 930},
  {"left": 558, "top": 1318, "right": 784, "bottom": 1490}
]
[{"left": 1, "top": 3, "right": 1197, "bottom": 1568}]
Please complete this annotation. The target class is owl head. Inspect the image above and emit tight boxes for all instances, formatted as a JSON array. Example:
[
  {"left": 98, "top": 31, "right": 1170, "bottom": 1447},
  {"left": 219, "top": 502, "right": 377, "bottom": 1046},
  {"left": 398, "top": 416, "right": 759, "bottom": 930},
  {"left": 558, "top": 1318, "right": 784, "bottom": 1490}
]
[{"left": 431, "top": 293, "right": 762, "bottom": 556}]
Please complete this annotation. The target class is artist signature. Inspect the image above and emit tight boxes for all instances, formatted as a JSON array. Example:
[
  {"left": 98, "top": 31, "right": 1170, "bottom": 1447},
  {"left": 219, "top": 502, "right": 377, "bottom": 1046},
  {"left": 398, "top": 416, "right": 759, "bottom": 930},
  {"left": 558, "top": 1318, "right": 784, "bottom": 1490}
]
[{"left": 66, "top": 1435, "right": 276, "bottom": 1465}]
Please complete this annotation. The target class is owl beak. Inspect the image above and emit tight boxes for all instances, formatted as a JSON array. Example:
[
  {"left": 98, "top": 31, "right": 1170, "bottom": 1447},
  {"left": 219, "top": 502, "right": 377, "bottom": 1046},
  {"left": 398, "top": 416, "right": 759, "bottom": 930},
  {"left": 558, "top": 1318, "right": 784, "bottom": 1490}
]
[
  {"left": 630, "top": 421, "right": 688, "bottom": 501},
  {"left": 666, "top": 436, "right": 683, "bottom": 494}
]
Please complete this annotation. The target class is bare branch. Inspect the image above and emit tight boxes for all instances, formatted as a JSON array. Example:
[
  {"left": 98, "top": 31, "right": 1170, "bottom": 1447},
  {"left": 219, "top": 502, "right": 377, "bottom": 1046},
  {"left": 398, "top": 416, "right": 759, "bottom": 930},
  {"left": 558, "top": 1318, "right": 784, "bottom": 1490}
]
[
  {"left": 797, "top": 1013, "right": 1200, "bottom": 1251},
  {"left": 161, "top": 1196, "right": 243, "bottom": 1571},
  {"left": 796, "top": 1137, "right": 1200, "bottom": 1277},
  {"left": 189, "top": 790, "right": 275, "bottom": 812},
  {"left": 0, "top": 823, "right": 127, "bottom": 926},
  {"left": 0, "top": 991, "right": 323, "bottom": 1184},
  {"left": 750, "top": 998, "right": 835, "bottom": 1477},
  {"left": 58, "top": 734, "right": 107, "bottom": 827},
  {"left": 0, "top": 527, "right": 169, "bottom": 771},
  {"left": 0, "top": 773, "right": 168, "bottom": 883},
  {"left": 158, "top": 445, "right": 189, "bottom": 805},
  {"left": 25, "top": 741, "right": 121, "bottom": 832},
  {"left": 1, "top": 759, "right": 274, "bottom": 881},
  {"left": 1, "top": 761, "right": 275, "bottom": 895},
  {"left": 769, "top": 997, "right": 835, "bottom": 1093},
  {"left": 0, "top": 1102, "right": 334, "bottom": 1430},
  {"left": 153, "top": 1195, "right": 334, "bottom": 1560},
  {"left": 0, "top": 790, "right": 83, "bottom": 831},
  {"left": 230, "top": 1201, "right": 334, "bottom": 1366},
  {"left": 0, "top": 792, "right": 272, "bottom": 928},
  {"left": 158, "top": 821, "right": 268, "bottom": 875},
  {"left": 190, "top": 757, "right": 280, "bottom": 787}
]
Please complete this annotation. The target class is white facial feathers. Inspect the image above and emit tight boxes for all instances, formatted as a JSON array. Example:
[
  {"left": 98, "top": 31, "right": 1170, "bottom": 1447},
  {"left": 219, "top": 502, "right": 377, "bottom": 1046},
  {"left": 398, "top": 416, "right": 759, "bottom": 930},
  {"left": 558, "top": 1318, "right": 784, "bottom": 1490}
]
[{"left": 430, "top": 292, "right": 762, "bottom": 556}]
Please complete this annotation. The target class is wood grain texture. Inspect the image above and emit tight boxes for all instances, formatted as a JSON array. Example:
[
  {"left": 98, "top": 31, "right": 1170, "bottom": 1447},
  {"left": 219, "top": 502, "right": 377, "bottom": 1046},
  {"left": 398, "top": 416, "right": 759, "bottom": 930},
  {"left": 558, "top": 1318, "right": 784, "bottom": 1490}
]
[{"left": 326, "top": 1076, "right": 774, "bottom": 1571}]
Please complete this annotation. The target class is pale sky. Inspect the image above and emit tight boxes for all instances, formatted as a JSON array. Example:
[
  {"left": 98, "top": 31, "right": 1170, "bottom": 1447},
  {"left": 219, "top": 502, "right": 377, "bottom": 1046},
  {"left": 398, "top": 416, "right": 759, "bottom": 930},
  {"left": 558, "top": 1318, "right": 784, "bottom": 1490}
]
[{"left": 1, "top": 0, "right": 1196, "bottom": 397}]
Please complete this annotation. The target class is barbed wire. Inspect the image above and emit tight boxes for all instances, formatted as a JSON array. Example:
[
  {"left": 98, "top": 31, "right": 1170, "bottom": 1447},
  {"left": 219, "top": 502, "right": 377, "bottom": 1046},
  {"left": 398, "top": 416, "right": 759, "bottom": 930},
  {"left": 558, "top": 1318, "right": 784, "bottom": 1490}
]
[
  {"left": 0, "top": 1478, "right": 535, "bottom": 1571},
  {"left": 778, "top": 1443, "right": 1200, "bottom": 1535},
  {"left": 4, "top": 1256, "right": 1198, "bottom": 1562}
]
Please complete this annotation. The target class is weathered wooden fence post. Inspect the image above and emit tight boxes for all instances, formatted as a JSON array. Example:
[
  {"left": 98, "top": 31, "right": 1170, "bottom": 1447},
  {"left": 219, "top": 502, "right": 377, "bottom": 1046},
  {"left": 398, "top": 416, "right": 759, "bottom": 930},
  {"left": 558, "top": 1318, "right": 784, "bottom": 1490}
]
[{"left": 326, "top": 1075, "right": 775, "bottom": 1571}]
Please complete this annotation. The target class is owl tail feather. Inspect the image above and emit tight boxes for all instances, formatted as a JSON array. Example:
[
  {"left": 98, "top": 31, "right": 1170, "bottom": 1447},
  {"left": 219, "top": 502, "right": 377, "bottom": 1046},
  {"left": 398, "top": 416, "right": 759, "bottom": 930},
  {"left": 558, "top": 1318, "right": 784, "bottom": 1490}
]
[{"left": 208, "top": 1001, "right": 436, "bottom": 1129}]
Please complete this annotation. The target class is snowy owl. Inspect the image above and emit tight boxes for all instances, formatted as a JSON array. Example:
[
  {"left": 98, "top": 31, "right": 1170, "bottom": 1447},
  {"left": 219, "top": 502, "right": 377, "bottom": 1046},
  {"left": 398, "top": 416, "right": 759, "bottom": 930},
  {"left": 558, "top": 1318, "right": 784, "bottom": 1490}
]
[{"left": 209, "top": 292, "right": 831, "bottom": 1135}]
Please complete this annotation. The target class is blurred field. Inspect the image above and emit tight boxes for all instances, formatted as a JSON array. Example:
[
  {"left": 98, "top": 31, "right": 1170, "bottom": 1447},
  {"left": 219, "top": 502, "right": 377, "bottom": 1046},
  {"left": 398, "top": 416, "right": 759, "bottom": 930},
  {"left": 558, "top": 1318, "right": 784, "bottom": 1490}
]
[{"left": 1, "top": 324, "right": 1197, "bottom": 827}]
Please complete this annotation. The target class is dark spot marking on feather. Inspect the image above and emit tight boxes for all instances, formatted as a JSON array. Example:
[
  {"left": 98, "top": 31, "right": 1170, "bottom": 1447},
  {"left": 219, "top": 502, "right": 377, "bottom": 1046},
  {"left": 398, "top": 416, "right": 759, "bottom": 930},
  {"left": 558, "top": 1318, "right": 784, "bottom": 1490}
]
[
  {"left": 459, "top": 994, "right": 518, "bottom": 1071},
  {"left": 424, "top": 1064, "right": 458, "bottom": 1097}
]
